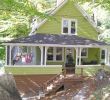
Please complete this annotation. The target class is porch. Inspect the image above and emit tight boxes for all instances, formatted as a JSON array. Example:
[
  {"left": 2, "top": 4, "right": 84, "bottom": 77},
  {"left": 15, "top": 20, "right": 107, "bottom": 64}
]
[
  {"left": 3, "top": 34, "right": 109, "bottom": 67},
  {"left": 5, "top": 45, "right": 109, "bottom": 67}
]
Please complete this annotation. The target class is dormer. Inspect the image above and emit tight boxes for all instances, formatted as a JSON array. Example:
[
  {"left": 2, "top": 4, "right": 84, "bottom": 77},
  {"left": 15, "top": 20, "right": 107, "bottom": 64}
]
[{"left": 62, "top": 18, "right": 77, "bottom": 35}]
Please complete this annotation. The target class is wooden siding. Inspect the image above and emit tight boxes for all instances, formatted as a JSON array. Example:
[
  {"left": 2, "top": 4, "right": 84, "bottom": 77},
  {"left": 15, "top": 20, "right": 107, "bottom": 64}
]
[{"left": 37, "top": 0, "right": 98, "bottom": 40}]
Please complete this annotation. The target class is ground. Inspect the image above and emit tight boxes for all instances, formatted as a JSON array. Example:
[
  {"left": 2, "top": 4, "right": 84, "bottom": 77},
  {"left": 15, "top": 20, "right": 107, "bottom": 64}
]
[{"left": 9, "top": 66, "right": 110, "bottom": 99}]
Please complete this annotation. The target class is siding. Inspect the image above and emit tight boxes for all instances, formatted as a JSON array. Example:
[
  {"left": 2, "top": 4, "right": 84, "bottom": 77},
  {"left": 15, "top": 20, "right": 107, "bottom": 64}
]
[{"left": 37, "top": 0, "right": 98, "bottom": 40}]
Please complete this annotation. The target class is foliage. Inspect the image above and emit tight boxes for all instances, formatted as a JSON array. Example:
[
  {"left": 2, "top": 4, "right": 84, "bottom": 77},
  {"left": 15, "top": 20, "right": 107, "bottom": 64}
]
[
  {"left": 0, "top": 45, "right": 5, "bottom": 60},
  {"left": 91, "top": 85, "right": 110, "bottom": 100},
  {"left": 0, "top": 0, "right": 55, "bottom": 39},
  {"left": 12, "top": 23, "right": 29, "bottom": 38},
  {"left": 0, "top": 0, "right": 56, "bottom": 60}
]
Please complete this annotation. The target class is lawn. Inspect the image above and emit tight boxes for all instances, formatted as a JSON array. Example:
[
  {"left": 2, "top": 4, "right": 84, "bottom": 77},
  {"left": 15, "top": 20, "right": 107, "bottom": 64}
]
[{"left": 5, "top": 66, "right": 110, "bottom": 75}]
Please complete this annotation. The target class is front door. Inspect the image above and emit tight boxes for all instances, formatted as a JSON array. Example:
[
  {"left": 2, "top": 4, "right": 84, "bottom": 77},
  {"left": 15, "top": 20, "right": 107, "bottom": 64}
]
[{"left": 65, "top": 48, "right": 74, "bottom": 63}]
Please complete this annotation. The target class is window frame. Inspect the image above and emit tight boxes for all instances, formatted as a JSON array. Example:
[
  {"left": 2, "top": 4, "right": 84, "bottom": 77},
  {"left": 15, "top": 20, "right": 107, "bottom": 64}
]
[
  {"left": 47, "top": 47, "right": 64, "bottom": 61},
  {"left": 62, "top": 18, "right": 77, "bottom": 35}
]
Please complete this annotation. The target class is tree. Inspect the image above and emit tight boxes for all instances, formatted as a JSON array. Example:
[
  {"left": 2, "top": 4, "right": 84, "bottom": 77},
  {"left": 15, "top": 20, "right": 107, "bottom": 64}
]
[{"left": 0, "top": 0, "right": 55, "bottom": 60}]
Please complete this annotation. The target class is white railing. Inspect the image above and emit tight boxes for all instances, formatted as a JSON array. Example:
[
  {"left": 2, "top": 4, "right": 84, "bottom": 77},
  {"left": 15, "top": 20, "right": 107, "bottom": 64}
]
[{"left": 5, "top": 65, "right": 62, "bottom": 67}]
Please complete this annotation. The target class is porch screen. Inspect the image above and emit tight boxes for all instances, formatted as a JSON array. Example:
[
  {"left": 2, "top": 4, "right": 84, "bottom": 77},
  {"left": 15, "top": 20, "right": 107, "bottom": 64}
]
[{"left": 11, "top": 46, "right": 33, "bottom": 65}]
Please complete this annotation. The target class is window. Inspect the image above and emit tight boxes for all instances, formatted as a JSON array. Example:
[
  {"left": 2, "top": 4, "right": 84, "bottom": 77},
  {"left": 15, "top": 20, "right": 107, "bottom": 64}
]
[
  {"left": 81, "top": 48, "right": 88, "bottom": 58},
  {"left": 63, "top": 19, "right": 68, "bottom": 33},
  {"left": 101, "top": 49, "right": 105, "bottom": 59},
  {"left": 62, "top": 18, "right": 77, "bottom": 35},
  {"left": 47, "top": 47, "right": 53, "bottom": 60},
  {"left": 47, "top": 47, "right": 63, "bottom": 61}
]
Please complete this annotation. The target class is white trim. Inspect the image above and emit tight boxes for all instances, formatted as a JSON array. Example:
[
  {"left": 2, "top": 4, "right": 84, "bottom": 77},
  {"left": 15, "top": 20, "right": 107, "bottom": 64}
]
[
  {"left": 62, "top": 18, "right": 77, "bottom": 35},
  {"left": 107, "top": 49, "right": 110, "bottom": 65},
  {"left": 79, "top": 48, "right": 82, "bottom": 65},
  {"left": 5, "top": 64, "right": 102, "bottom": 68},
  {"left": 5, "top": 65, "right": 62, "bottom": 67},
  {"left": 3, "top": 43, "right": 107, "bottom": 48},
  {"left": 44, "top": 46, "right": 49, "bottom": 65},
  {"left": 39, "top": 46, "right": 44, "bottom": 65},
  {"left": 76, "top": 64, "right": 101, "bottom": 68}
]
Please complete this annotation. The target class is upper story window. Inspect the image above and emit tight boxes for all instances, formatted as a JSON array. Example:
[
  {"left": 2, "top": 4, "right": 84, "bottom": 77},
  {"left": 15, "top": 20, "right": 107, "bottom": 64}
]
[{"left": 62, "top": 18, "right": 77, "bottom": 35}]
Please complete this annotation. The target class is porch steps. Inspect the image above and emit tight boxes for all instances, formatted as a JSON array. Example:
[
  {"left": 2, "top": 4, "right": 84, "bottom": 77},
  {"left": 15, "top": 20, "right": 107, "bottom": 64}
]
[
  {"left": 43, "top": 74, "right": 64, "bottom": 96},
  {"left": 43, "top": 73, "right": 84, "bottom": 96}
]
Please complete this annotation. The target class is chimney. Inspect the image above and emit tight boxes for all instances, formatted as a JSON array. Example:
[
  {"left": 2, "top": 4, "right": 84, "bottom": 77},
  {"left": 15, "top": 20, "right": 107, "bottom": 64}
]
[{"left": 57, "top": 0, "right": 64, "bottom": 7}]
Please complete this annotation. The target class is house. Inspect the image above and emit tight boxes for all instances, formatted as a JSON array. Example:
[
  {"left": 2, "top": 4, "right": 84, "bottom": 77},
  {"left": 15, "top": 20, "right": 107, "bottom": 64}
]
[{"left": 3, "top": 0, "right": 110, "bottom": 67}]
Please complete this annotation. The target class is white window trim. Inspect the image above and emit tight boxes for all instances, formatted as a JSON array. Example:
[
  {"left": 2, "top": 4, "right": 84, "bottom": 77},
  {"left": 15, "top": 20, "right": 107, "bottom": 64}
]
[
  {"left": 81, "top": 48, "right": 88, "bottom": 58},
  {"left": 47, "top": 47, "right": 64, "bottom": 61},
  {"left": 62, "top": 18, "right": 77, "bottom": 35}
]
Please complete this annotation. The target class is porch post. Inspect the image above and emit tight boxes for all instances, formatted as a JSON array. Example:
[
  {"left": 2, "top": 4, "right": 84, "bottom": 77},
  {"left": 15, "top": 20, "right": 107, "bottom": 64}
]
[
  {"left": 39, "top": 46, "right": 43, "bottom": 65},
  {"left": 5, "top": 46, "right": 7, "bottom": 65},
  {"left": 9, "top": 45, "right": 12, "bottom": 65},
  {"left": 44, "top": 46, "right": 49, "bottom": 65},
  {"left": 79, "top": 48, "right": 82, "bottom": 65}
]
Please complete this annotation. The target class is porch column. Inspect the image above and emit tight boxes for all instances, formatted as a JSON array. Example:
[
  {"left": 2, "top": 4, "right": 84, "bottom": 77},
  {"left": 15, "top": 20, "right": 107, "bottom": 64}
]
[
  {"left": 9, "top": 45, "right": 12, "bottom": 65},
  {"left": 79, "top": 48, "right": 82, "bottom": 65},
  {"left": 5, "top": 46, "right": 7, "bottom": 65},
  {"left": 39, "top": 46, "right": 44, "bottom": 65},
  {"left": 44, "top": 47, "right": 49, "bottom": 65}
]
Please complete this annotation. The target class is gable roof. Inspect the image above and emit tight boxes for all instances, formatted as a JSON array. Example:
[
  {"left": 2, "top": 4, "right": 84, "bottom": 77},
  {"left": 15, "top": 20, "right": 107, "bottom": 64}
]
[
  {"left": 4, "top": 33, "right": 107, "bottom": 47},
  {"left": 37, "top": 0, "right": 100, "bottom": 33}
]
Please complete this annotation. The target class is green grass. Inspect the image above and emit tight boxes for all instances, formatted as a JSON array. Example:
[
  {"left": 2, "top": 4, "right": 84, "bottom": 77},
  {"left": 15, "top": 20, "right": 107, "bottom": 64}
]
[{"left": 5, "top": 66, "right": 110, "bottom": 75}]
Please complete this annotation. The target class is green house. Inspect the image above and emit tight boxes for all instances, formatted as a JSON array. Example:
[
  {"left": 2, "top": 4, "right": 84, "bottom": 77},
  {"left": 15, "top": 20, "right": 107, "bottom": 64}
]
[{"left": 3, "top": 0, "right": 110, "bottom": 68}]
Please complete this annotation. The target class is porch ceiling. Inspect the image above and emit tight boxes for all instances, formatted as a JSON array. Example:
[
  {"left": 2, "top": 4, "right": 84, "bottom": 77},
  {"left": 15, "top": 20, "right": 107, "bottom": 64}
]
[{"left": 3, "top": 33, "right": 107, "bottom": 47}]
